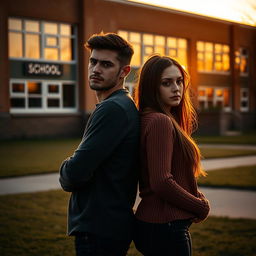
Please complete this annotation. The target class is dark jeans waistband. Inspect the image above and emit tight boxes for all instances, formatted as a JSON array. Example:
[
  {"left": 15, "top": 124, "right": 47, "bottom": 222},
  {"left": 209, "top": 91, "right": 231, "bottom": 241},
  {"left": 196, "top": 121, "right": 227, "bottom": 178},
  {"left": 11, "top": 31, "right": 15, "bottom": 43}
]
[{"left": 136, "top": 218, "right": 192, "bottom": 228}]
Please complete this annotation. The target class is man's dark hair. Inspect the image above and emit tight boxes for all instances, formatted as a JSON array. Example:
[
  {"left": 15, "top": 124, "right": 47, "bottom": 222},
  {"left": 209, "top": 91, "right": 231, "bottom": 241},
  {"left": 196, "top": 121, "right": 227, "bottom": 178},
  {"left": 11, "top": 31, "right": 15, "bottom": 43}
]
[{"left": 85, "top": 32, "right": 134, "bottom": 66}]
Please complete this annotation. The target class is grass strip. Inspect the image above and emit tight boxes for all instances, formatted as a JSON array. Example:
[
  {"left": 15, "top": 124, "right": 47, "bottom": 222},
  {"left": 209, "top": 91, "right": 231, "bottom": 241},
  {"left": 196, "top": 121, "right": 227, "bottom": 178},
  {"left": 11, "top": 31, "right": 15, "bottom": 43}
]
[
  {"left": 198, "top": 165, "right": 256, "bottom": 190},
  {"left": 0, "top": 190, "right": 256, "bottom": 256},
  {"left": 201, "top": 148, "right": 256, "bottom": 159},
  {"left": 0, "top": 138, "right": 255, "bottom": 178},
  {"left": 0, "top": 139, "right": 80, "bottom": 178},
  {"left": 194, "top": 130, "right": 256, "bottom": 145}
]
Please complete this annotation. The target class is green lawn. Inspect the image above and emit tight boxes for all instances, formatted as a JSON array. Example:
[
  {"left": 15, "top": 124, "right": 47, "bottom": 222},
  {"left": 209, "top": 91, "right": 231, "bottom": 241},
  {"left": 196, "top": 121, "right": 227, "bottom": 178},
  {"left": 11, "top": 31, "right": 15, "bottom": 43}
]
[
  {"left": 201, "top": 148, "right": 256, "bottom": 159},
  {"left": 198, "top": 165, "right": 256, "bottom": 190},
  {"left": 0, "top": 190, "right": 255, "bottom": 256},
  {"left": 0, "top": 138, "right": 255, "bottom": 178},
  {"left": 194, "top": 130, "right": 256, "bottom": 145},
  {"left": 0, "top": 139, "right": 80, "bottom": 177}
]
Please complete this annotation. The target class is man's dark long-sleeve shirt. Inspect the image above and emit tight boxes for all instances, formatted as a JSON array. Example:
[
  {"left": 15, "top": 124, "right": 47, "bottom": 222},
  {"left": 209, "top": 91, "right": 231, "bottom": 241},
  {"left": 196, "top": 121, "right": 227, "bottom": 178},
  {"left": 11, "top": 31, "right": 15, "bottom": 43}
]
[{"left": 59, "top": 89, "right": 140, "bottom": 241}]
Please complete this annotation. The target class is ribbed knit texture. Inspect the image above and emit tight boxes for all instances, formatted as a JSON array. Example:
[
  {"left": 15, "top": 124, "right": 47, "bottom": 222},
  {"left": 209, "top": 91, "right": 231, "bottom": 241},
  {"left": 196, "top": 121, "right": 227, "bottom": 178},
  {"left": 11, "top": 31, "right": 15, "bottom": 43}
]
[{"left": 135, "top": 112, "right": 210, "bottom": 223}]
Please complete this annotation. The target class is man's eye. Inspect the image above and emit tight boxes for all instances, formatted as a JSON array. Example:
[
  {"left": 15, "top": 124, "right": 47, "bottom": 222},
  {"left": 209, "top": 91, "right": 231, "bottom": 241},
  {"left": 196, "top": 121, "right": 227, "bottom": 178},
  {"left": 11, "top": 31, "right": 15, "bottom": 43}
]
[
  {"left": 102, "top": 62, "right": 113, "bottom": 68},
  {"left": 90, "top": 59, "right": 97, "bottom": 65}
]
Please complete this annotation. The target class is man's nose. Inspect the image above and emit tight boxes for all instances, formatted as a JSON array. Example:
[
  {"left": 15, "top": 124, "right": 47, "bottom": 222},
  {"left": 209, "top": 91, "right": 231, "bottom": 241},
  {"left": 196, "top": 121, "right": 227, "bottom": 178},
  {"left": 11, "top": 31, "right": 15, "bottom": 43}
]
[{"left": 92, "top": 63, "right": 101, "bottom": 73}]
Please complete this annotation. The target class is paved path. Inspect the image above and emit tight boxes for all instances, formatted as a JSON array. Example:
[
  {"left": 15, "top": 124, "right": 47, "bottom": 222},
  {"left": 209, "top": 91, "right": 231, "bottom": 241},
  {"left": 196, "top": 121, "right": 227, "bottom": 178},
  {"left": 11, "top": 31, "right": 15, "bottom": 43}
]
[
  {"left": 201, "top": 155, "right": 256, "bottom": 171},
  {"left": 1, "top": 155, "right": 256, "bottom": 195},
  {"left": 0, "top": 173, "right": 60, "bottom": 195},
  {"left": 199, "top": 144, "right": 256, "bottom": 150},
  {"left": 200, "top": 187, "right": 256, "bottom": 219},
  {"left": 0, "top": 153, "right": 256, "bottom": 219},
  {"left": 199, "top": 144, "right": 256, "bottom": 171},
  {"left": 134, "top": 187, "right": 256, "bottom": 219}
]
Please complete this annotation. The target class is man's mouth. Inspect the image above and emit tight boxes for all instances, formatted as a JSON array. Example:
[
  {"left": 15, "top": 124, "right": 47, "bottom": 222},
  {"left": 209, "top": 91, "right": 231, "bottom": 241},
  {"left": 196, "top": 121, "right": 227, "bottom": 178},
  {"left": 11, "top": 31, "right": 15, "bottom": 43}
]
[{"left": 90, "top": 75, "right": 104, "bottom": 81}]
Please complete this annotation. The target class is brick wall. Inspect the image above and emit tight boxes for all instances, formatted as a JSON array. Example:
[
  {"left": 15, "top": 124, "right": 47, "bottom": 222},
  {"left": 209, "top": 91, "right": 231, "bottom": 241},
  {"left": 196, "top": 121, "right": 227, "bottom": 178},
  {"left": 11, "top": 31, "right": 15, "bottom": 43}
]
[{"left": 0, "top": 114, "right": 87, "bottom": 139}]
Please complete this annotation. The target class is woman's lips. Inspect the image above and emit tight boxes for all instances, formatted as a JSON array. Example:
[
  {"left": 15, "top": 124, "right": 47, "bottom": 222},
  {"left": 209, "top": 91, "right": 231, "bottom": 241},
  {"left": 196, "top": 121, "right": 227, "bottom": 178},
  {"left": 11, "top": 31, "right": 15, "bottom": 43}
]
[{"left": 170, "top": 96, "right": 181, "bottom": 100}]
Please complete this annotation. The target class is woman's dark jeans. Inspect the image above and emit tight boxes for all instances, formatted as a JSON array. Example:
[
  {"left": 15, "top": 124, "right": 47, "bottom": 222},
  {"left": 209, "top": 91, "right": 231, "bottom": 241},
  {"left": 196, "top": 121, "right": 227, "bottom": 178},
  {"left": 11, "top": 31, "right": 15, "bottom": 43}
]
[
  {"left": 134, "top": 219, "right": 192, "bottom": 256},
  {"left": 75, "top": 232, "right": 130, "bottom": 256}
]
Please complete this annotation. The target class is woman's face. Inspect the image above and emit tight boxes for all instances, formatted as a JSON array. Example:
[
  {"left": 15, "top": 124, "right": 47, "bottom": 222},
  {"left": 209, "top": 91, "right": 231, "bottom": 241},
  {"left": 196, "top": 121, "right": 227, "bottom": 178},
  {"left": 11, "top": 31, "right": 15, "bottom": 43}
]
[{"left": 159, "top": 64, "right": 184, "bottom": 111}]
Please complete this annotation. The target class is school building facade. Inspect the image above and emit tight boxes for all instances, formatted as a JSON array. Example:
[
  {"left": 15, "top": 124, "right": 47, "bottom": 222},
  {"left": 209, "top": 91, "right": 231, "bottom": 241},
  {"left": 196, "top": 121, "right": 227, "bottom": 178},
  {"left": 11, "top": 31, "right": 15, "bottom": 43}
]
[{"left": 1, "top": 0, "right": 255, "bottom": 139}]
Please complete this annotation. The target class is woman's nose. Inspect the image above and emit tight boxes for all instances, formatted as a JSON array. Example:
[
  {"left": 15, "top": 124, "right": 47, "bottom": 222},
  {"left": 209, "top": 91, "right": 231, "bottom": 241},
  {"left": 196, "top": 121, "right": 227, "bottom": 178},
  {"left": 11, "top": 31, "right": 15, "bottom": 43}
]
[{"left": 171, "top": 83, "right": 179, "bottom": 92}]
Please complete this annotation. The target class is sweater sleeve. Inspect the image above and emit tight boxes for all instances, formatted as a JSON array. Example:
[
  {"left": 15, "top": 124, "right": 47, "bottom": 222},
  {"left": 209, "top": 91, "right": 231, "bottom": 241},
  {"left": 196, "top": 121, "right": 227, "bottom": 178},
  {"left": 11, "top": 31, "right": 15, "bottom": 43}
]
[
  {"left": 59, "top": 101, "right": 128, "bottom": 192},
  {"left": 146, "top": 114, "right": 209, "bottom": 219}
]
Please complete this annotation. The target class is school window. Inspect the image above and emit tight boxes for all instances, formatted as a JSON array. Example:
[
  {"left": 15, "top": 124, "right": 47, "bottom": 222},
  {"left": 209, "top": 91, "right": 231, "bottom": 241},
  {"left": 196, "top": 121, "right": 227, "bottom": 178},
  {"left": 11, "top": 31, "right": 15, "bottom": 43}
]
[
  {"left": 118, "top": 30, "right": 188, "bottom": 95},
  {"left": 235, "top": 48, "right": 249, "bottom": 76},
  {"left": 118, "top": 31, "right": 142, "bottom": 67},
  {"left": 118, "top": 30, "right": 188, "bottom": 68},
  {"left": 167, "top": 37, "right": 187, "bottom": 68},
  {"left": 10, "top": 80, "right": 76, "bottom": 113},
  {"left": 198, "top": 86, "right": 231, "bottom": 112},
  {"left": 197, "top": 41, "right": 230, "bottom": 72},
  {"left": 240, "top": 88, "right": 249, "bottom": 112},
  {"left": 8, "top": 18, "right": 75, "bottom": 61}
]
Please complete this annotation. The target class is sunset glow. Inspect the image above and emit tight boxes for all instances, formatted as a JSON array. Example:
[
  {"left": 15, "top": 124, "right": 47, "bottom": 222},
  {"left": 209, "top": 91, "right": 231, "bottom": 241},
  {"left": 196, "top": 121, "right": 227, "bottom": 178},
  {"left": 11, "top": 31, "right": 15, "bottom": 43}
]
[{"left": 126, "top": 0, "right": 256, "bottom": 26}]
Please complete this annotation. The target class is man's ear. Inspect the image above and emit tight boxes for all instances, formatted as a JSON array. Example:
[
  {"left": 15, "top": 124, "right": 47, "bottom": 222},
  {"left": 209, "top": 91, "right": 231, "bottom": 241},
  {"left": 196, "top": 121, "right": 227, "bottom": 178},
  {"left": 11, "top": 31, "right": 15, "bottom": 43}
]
[{"left": 120, "top": 65, "right": 131, "bottom": 79}]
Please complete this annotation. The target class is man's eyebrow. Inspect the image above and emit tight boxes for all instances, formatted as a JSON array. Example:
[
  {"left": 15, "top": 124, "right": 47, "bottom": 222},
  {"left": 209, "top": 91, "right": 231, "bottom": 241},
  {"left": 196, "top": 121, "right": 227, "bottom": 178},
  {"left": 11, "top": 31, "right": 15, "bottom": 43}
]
[
  {"left": 100, "top": 60, "right": 114, "bottom": 64},
  {"left": 89, "top": 57, "right": 114, "bottom": 64}
]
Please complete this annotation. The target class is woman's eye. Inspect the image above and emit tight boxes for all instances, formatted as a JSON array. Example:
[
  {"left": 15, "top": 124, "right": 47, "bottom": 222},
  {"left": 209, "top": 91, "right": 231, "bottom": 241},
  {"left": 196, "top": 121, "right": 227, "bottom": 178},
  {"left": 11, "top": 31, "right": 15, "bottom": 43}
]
[
  {"left": 161, "top": 81, "right": 170, "bottom": 87},
  {"left": 177, "top": 79, "right": 183, "bottom": 86}
]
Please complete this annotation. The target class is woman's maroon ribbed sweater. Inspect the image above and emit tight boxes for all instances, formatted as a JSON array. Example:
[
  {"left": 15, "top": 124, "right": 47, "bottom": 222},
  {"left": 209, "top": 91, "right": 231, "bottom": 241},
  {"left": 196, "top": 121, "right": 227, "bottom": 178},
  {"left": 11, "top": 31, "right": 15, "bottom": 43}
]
[{"left": 135, "top": 112, "right": 210, "bottom": 223}]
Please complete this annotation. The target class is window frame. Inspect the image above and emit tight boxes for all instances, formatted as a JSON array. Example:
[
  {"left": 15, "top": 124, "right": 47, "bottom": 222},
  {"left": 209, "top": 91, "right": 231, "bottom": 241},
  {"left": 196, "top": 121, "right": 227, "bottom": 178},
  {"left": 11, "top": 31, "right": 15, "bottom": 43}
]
[
  {"left": 118, "top": 30, "right": 188, "bottom": 69},
  {"left": 118, "top": 30, "right": 189, "bottom": 94},
  {"left": 197, "top": 41, "right": 230, "bottom": 74},
  {"left": 240, "top": 88, "right": 249, "bottom": 112},
  {"left": 235, "top": 47, "right": 249, "bottom": 77},
  {"left": 8, "top": 17, "right": 77, "bottom": 64},
  {"left": 9, "top": 79, "right": 77, "bottom": 114},
  {"left": 198, "top": 86, "right": 231, "bottom": 112}
]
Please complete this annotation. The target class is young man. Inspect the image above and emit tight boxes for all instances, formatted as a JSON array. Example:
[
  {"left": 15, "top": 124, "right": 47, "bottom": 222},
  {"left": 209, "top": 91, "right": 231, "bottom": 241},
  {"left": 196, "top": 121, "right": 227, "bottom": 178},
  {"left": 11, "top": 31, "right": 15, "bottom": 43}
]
[{"left": 59, "top": 33, "right": 140, "bottom": 256}]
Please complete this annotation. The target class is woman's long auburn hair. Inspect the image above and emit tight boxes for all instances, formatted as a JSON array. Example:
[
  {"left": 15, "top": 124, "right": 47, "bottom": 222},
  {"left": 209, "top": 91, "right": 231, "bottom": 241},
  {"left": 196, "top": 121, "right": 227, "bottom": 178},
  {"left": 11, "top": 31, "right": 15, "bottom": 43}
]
[{"left": 134, "top": 55, "right": 206, "bottom": 178}]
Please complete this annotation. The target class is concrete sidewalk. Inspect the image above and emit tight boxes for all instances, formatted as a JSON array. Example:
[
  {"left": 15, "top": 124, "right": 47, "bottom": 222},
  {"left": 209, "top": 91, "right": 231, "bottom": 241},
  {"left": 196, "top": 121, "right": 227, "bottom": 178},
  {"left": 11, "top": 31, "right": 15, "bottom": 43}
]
[
  {"left": 201, "top": 155, "right": 256, "bottom": 171},
  {"left": 1, "top": 155, "right": 256, "bottom": 195},
  {"left": 134, "top": 187, "right": 256, "bottom": 220},
  {"left": 0, "top": 154, "right": 256, "bottom": 219},
  {"left": 199, "top": 144, "right": 256, "bottom": 150}
]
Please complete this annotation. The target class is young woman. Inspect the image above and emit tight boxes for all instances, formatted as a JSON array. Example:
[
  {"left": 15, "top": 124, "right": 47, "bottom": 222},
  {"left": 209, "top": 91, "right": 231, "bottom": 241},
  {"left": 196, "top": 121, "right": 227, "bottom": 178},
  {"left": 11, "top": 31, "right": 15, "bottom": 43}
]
[{"left": 133, "top": 55, "right": 210, "bottom": 256}]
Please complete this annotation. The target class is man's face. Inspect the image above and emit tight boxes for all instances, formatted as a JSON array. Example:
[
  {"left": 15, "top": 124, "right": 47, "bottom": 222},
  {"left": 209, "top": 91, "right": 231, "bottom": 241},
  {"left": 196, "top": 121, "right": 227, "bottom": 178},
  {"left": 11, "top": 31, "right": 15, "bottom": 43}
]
[{"left": 88, "top": 49, "right": 123, "bottom": 91}]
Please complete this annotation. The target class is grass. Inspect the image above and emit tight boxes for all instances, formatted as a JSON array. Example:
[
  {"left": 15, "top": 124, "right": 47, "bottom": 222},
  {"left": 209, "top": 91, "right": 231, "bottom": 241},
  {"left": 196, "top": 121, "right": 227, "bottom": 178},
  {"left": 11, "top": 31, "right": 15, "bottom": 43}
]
[
  {"left": 0, "top": 138, "right": 80, "bottom": 178},
  {"left": 201, "top": 148, "right": 256, "bottom": 159},
  {"left": 194, "top": 130, "right": 256, "bottom": 145},
  {"left": 198, "top": 165, "right": 256, "bottom": 190},
  {"left": 0, "top": 190, "right": 256, "bottom": 256},
  {"left": 0, "top": 138, "right": 255, "bottom": 178}
]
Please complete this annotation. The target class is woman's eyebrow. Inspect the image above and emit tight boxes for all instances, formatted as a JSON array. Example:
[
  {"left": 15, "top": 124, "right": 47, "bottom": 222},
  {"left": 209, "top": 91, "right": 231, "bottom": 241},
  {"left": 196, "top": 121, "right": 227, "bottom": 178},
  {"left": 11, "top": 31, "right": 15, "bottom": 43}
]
[{"left": 162, "top": 76, "right": 183, "bottom": 80}]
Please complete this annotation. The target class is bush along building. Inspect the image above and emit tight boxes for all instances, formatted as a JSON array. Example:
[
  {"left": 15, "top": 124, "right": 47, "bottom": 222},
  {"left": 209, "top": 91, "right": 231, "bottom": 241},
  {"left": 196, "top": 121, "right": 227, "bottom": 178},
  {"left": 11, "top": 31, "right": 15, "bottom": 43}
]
[{"left": 1, "top": 0, "right": 255, "bottom": 139}]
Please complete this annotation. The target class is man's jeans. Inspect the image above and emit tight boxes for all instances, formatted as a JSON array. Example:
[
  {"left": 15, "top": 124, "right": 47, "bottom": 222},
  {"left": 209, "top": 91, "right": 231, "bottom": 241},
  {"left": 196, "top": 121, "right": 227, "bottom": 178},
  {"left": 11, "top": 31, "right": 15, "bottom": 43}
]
[
  {"left": 134, "top": 219, "right": 192, "bottom": 256},
  {"left": 75, "top": 232, "right": 130, "bottom": 256}
]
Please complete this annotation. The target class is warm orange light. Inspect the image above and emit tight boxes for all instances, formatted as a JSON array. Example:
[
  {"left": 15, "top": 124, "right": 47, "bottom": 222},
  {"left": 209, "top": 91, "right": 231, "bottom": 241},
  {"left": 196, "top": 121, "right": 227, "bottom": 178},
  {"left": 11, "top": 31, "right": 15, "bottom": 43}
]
[
  {"left": 223, "top": 89, "right": 229, "bottom": 106},
  {"left": 206, "top": 88, "right": 213, "bottom": 98},
  {"left": 216, "top": 89, "right": 223, "bottom": 97},
  {"left": 198, "top": 90, "right": 205, "bottom": 97},
  {"left": 127, "top": 0, "right": 256, "bottom": 27},
  {"left": 28, "top": 82, "right": 41, "bottom": 94}
]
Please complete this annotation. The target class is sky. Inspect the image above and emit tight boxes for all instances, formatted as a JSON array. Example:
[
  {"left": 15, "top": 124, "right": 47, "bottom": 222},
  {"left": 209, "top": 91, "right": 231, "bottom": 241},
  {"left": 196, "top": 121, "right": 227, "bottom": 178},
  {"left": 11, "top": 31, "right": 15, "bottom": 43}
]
[{"left": 126, "top": 0, "right": 256, "bottom": 26}]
